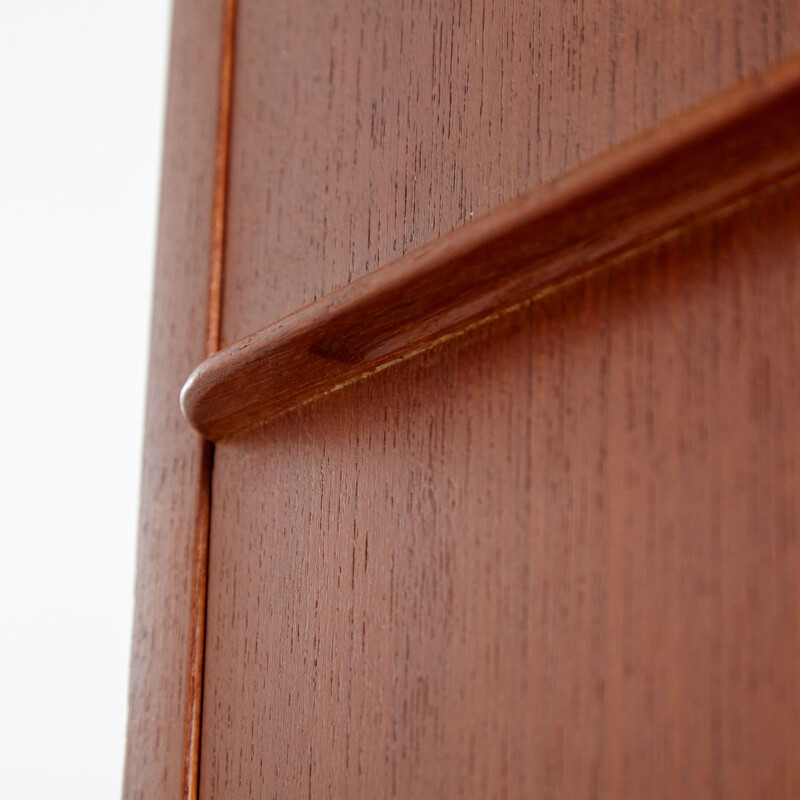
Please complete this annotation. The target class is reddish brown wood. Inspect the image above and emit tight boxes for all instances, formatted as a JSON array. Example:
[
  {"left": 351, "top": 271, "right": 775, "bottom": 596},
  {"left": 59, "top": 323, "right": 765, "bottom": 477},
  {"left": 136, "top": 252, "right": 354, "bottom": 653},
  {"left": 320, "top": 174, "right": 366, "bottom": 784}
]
[
  {"left": 129, "top": 1, "right": 800, "bottom": 798},
  {"left": 181, "top": 2, "right": 237, "bottom": 799},
  {"left": 182, "top": 52, "right": 800, "bottom": 441},
  {"left": 180, "top": 442, "right": 213, "bottom": 800},
  {"left": 196, "top": 3, "right": 800, "bottom": 799},
  {"left": 220, "top": 0, "right": 800, "bottom": 343},
  {"left": 122, "top": 2, "right": 223, "bottom": 799},
  {"left": 205, "top": 0, "right": 237, "bottom": 358},
  {"left": 201, "top": 185, "right": 800, "bottom": 799}
]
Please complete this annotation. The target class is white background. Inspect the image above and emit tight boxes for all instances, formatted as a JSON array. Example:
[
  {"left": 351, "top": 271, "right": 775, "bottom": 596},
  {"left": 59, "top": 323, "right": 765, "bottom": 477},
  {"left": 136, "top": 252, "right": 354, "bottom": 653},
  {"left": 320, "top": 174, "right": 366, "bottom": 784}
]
[{"left": 0, "top": 2, "right": 170, "bottom": 796}]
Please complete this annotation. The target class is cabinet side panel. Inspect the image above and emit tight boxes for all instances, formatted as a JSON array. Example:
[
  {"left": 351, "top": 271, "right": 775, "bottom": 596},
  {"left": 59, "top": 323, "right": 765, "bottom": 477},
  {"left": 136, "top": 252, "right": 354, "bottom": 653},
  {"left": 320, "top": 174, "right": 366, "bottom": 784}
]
[{"left": 122, "top": 2, "right": 222, "bottom": 798}]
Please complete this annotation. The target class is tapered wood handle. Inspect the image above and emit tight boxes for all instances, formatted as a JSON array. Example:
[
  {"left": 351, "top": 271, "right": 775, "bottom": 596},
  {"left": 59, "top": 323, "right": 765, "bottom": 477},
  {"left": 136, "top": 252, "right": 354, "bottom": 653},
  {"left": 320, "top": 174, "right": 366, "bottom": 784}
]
[{"left": 181, "top": 53, "right": 800, "bottom": 441}]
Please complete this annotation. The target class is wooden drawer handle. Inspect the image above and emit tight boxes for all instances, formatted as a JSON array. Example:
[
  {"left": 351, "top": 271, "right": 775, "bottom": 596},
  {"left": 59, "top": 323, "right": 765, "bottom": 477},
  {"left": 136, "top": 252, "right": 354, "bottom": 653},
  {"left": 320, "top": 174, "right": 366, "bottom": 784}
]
[{"left": 181, "top": 53, "right": 800, "bottom": 441}]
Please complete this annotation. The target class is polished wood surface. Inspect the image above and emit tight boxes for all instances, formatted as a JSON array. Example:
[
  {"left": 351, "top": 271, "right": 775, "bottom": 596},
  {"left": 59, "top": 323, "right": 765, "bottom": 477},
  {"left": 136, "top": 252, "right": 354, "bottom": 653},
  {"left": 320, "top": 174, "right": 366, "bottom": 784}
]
[
  {"left": 201, "top": 186, "right": 800, "bottom": 798},
  {"left": 194, "top": 1, "right": 800, "bottom": 798},
  {"left": 220, "top": 0, "right": 799, "bottom": 343},
  {"left": 205, "top": 0, "right": 237, "bottom": 358},
  {"left": 180, "top": 2, "right": 237, "bottom": 798},
  {"left": 182, "top": 54, "right": 800, "bottom": 440},
  {"left": 127, "top": 1, "right": 800, "bottom": 798},
  {"left": 122, "top": 2, "right": 223, "bottom": 799}
]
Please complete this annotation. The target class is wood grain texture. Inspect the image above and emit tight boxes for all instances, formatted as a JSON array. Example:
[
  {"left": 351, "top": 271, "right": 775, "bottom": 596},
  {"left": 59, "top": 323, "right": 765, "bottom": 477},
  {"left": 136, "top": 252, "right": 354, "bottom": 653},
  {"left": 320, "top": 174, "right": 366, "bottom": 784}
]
[
  {"left": 181, "top": 2, "right": 237, "bottom": 798},
  {"left": 122, "top": 2, "right": 223, "bottom": 798},
  {"left": 200, "top": 185, "right": 800, "bottom": 799},
  {"left": 181, "top": 52, "right": 800, "bottom": 440},
  {"left": 205, "top": 0, "right": 237, "bottom": 358},
  {"left": 220, "top": 0, "right": 800, "bottom": 343},
  {"left": 197, "top": 2, "right": 800, "bottom": 798}
]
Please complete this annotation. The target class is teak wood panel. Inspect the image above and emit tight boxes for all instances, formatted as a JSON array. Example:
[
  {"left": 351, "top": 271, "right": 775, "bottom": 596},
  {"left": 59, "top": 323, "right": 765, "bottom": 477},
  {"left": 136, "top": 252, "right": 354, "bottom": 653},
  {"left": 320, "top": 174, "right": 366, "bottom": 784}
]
[
  {"left": 221, "top": 0, "right": 800, "bottom": 342},
  {"left": 122, "top": 2, "right": 223, "bottom": 799},
  {"left": 126, "top": 0, "right": 800, "bottom": 798},
  {"left": 194, "top": 2, "right": 800, "bottom": 798},
  {"left": 200, "top": 187, "right": 800, "bottom": 798}
]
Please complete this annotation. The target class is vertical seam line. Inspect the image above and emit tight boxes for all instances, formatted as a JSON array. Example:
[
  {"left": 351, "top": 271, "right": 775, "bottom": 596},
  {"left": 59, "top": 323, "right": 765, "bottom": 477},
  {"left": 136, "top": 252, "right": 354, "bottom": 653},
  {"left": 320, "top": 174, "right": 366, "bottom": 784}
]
[{"left": 182, "top": 1, "right": 238, "bottom": 798}]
